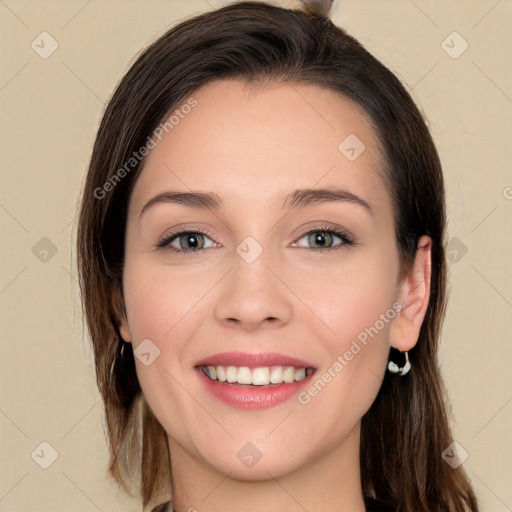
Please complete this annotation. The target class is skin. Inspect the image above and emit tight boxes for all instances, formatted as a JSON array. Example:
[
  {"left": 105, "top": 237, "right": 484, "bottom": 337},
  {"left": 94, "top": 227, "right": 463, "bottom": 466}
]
[{"left": 118, "top": 79, "right": 431, "bottom": 512}]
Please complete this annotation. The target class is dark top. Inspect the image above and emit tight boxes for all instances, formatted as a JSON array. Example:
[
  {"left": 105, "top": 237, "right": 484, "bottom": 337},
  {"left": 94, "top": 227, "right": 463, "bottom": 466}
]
[
  {"left": 364, "top": 497, "right": 395, "bottom": 511},
  {"left": 151, "top": 497, "right": 394, "bottom": 511}
]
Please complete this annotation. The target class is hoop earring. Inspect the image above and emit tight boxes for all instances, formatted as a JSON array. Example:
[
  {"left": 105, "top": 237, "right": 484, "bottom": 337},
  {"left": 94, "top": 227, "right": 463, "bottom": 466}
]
[{"left": 387, "top": 349, "right": 411, "bottom": 376}]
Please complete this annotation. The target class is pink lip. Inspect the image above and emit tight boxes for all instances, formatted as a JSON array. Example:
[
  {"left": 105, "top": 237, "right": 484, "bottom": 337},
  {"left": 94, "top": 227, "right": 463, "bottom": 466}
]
[
  {"left": 194, "top": 351, "right": 316, "bottom": 410},
  {"left": 195, "top": 368, "right": 314, "bottom": 410},
  {"left": 194, "top": 351, "right": 315, "bottom": 369}
]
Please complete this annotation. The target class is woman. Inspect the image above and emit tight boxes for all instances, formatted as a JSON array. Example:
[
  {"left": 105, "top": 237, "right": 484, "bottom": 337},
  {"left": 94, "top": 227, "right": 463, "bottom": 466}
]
[{"left": 76, "top": 1, "right": 479, "bottom": 511}]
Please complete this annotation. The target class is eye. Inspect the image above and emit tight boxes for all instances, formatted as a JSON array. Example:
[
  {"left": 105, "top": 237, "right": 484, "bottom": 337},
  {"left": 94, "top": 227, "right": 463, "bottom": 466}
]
[
  {"left": 157, "top": 226, "right": 354, "bottom": 255},
  {"left": 293, "top": 228, "right": 354, "bottom": 251},
  {"left": 157, "top": 229, "right": 218, "bottom": 254}
]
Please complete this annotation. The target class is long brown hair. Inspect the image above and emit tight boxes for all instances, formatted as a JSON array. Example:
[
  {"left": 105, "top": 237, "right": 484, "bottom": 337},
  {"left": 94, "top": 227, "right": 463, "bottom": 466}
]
[{"left": 76, "top": 2, "right": 479, "bottom": 510}]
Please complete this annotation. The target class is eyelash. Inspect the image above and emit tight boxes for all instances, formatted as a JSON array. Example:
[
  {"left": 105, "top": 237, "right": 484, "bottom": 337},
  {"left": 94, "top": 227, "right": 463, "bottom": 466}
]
[
  {"left": 156, "top": 225, "right": 355, "bottom": 256},
  {"left": 156, "top": 227, "right": 218, "bottom": 255}
]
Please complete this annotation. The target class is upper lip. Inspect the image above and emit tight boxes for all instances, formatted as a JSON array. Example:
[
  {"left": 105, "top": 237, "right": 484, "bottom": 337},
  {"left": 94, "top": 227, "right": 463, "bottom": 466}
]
[{"left": 195, "top": 351, "right": 316, "bottom": 369}]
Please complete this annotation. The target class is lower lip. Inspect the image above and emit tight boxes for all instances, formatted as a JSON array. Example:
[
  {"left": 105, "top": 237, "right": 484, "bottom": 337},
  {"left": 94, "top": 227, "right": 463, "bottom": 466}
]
[{"left": 196, "top": 368, "right": 314, "bottom": 410}]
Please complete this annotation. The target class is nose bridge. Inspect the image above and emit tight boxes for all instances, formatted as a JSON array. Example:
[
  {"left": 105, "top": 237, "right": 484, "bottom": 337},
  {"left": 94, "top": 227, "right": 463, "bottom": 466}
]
[{"left": 212, "top": 239, "right": 293, "bottom": 329}]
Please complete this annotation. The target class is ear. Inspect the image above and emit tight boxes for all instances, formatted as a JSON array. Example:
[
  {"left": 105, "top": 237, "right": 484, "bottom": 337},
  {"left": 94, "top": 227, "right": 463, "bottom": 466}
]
[
  {"left": 389, "top": 235, "right": 432, "bottom": 351},
  {"left": 111, "top": 284, "right": 132, "bottom": 343}
]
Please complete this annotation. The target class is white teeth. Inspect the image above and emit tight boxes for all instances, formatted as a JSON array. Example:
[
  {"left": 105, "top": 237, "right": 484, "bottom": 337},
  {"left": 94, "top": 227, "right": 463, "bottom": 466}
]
[
  {"left": 206, "top": 366, "right": 217, "bottom": 380},
  {"left": 283, "top": 366, "right": 295, "bottom": 383},
  {"left": 225, "top": 365, "right": 237, "bottom": 383},
  {"left": 216, "top": 365, "right": 227, "bottom": 382},
  {"left": 251, "top": 367, "right": 270, "bottom": 386},
  {"left": 269, "top": 366, "right": 283, "bottom": 384},
  {"left": 237, "top": 366, "right": 253, "bottom": 385},
  {"left": 294, "top": 368, "right": 306, "bottom": 381},
  {"left": 201, "top": 365, "right": 313, "bottom": 385}
]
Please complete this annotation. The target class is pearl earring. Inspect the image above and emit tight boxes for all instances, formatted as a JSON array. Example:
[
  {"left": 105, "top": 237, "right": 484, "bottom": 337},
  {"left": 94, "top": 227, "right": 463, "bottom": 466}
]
[{"left": 387, "top": 349, "right": 411, "bottom": 376}]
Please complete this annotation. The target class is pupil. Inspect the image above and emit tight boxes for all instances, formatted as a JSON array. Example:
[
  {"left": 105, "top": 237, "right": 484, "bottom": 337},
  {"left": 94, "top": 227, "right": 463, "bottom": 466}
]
[
  {"left": 311, "top": 231, "right": 331, "bottom": 248},
  {"left": 183, "top": 234, "right": 202, "bottom": 250}
]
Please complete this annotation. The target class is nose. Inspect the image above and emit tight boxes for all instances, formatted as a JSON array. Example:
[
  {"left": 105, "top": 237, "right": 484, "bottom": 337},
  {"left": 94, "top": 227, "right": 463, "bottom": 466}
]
[{"left": 212, "top": 249, "right": 294, "bottom": 331}]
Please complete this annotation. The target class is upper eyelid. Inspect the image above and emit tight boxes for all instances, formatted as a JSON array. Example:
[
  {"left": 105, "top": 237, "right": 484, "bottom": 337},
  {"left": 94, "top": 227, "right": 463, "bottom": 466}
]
[
  {"left": 292, "top": 228, "right": 354, "bottom": 248},
  {"left": 157, "top": 227, "right": 216, "bottom": 247},
  {"left": 295, "top": 225, "right": 349, "bottom": 238}
]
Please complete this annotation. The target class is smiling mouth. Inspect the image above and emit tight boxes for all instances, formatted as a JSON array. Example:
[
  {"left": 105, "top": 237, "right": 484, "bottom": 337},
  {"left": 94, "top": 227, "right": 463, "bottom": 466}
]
[{"left": 198, "top": 365, "right": 315, "bottom": 386}]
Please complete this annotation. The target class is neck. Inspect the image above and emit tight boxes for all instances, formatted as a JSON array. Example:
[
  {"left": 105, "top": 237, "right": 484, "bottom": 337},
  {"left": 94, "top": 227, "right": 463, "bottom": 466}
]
[{"left": 167, "top": 424, "right": 366, "bottom": 512}]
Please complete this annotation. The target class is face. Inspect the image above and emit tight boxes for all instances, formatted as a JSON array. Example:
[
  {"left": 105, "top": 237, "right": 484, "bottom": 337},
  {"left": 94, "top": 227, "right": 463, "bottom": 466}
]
[{"left": 118, "top": 79, "right": 414, "bottom": 481}]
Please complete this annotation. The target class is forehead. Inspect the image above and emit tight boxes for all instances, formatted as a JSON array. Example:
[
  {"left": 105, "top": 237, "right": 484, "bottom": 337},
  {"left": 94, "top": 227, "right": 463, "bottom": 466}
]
[{"left": 130, "top": 79, "right": 388, "bottom": 214}]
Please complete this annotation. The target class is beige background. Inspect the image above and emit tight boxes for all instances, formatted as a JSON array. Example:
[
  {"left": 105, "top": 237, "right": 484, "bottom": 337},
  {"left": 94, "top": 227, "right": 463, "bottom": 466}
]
[{"left": 1, "top": 0, "right": 511, "bottom": 511}]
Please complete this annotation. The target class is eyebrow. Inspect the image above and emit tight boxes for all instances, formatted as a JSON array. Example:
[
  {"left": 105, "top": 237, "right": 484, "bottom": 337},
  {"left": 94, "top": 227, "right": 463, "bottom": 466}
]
[{"left": 138, "top": 187, "right": 372, "bottom": 219}]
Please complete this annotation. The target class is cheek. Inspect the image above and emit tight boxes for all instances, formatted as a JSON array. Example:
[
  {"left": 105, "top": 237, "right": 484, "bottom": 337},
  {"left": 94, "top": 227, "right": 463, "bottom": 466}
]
[
  {"left": 121, "top": 260, "right": 212, "bottom": 437},
  {"left": 302, "top": 244, "right": 400, "bottom": 412},
  {"left": 291, "top": 244, "right": 400, "bottom": 347},
  {"left": 122, "top": 259, "right": 212, "bottom": 344}
]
